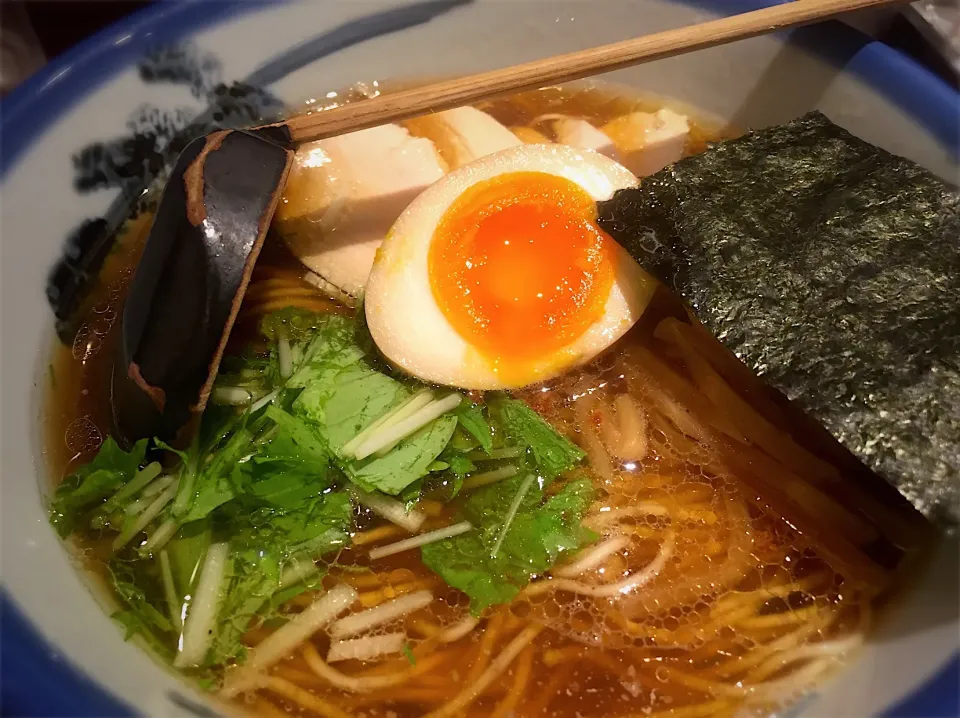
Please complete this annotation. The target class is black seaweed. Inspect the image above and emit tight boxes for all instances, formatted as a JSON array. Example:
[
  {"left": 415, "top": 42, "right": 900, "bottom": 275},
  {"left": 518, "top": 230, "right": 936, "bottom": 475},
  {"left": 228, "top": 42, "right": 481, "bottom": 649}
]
[{"left": 598, "top": 111, "right": 960, "bottom": 525}]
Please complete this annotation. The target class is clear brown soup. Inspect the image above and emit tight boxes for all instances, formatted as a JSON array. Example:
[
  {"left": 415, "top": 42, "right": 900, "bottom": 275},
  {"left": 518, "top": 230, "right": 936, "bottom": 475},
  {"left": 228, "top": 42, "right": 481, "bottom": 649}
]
[{"left": 46, "top": 84, "right": 925, "bottom": 718}]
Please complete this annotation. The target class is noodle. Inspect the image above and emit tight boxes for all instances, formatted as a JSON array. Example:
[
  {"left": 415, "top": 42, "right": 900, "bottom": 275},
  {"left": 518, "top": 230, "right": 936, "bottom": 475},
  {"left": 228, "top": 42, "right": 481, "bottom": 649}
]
[
  {"left": 674, "top": 314, "right": 788, "bottom": 428},
  {"left": 542, "top": 645, "right": 625, "bottom": 675},
  {"left": 490, "top": 644, "right": 535, "bottom": 718},
  {"left": 716, "top": 438, "right": 889, "bottom": 588},
  {"left": 522, "top": 662, "right": 573, "bottom": 715},
  {"left": 425, "top": 625, "right": 543, "bottom": 718},
  {"left": 656, "top": 317, "right": 839, "bottom": 483},
  {"left": 245, "top": 288, "right": 322, "bottom": 305},
  {"left": 654, "top": 665, "right": 751, "bottom": 698},
  {"left": 259, "top": 675, "right": 354, "bottom": 718},
  {"left": 745, "top": 635, "right": 862, "bottom": 683},
  {"left": 438, "top": 615, "right": 482, "bottom": 643},
  {"left": 273, "top": 664, "right": 325, "bottom": 687},
  {"left": 524, "top": 530, "right": 675, "bottom": 598},
  {"left": 358, "top": 578, "right": 439, "bottom": 608},
  {"left": 613, "top": 394, "right": 649, "bottom": 460},
  {"left": 735, "top": 605, "right": 822, "bottom": 631},
  {"left": 617, "top": 699, "right": 740, "bottom": 718},
  {"left": 542, "top": 644, "right": 590, "bottom": 666},
  {"left": 624, "top": 346, "right": 744, "bottom": 443},
  {"left": 351, "top": 525, "right": 408, "bottom": 547},
  {"left": 743, "top": 658, "right": 837, "bottom": 704},
  {"left": 240, "top": 297, "right": 340, "bottom": 320},
  {"left": 347, "top": 688, "right": 453, "bottom": 708},
  {"left": 711, "top": 610, "right": 837, "bottom": 678},
  {"left": 406, "top": 615, "right": 479, "bottom": 643},
  {"left": 553, "top": 535, "right": 631, "bottom": 577},
  {"left": 351, "top": 642, "right": 440, "bottom": 678},
  {"left": 709, "top": 574, "right": 829, "bottom": 621},
  {"left": 466, "top": 611, "right": 506, "bottom": 683},
  {"left": 247, "top": 697, "right": 299, "bottom": 718},
  {"left": 335, "top": 568, "right": 416, "bottom": 590},
  {"left": 222, "top": 584, "right": 358, "bottom": 698},
  {"left": 742, "top": 603, "right": 869, "bottom": 683},
  {"left": 573, "top": 394, "right": 615, "bottom": 484},
  {"left": 302, "top": 642, "right": 455, "bottom": 693},
  {"left": 251, "top": 267, "right": 308, "bottom": 281},
  {"left": 584, "top": 502, "right": 669, "bottom": 531},
  {"left": 618, "top": 497, "right": 753, "bottom": 619}
]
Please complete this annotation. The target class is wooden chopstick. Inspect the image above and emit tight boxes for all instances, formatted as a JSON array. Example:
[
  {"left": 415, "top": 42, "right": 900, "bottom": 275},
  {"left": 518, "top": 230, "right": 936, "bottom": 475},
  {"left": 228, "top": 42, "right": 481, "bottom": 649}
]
[{"left": 280, "top": 0, "right": 898, "bottom": 144}]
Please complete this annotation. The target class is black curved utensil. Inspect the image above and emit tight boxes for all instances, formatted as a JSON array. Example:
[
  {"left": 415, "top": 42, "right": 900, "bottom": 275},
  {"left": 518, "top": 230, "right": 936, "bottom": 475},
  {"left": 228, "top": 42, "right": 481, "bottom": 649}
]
[{"left": 111, "top": 127, "right": 293, "bottom": 445}]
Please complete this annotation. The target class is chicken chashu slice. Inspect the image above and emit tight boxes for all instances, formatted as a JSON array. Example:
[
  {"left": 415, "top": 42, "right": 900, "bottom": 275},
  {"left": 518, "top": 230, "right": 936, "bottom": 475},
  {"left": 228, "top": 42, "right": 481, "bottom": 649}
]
[
  {"left": 545, "top": 116, "right": 620, "bottom": 161},
  {"left": 602, "top": 108, "right": 690, "bottom": 176},
  {"left": 511, "top": 125, "right": 552, "bottom": 144},
  {"left": 404, "top": 106, "right": 522, "bottom": 169},
  {"left": 274, "top": 123, "right": 447, "bottom": 298}
]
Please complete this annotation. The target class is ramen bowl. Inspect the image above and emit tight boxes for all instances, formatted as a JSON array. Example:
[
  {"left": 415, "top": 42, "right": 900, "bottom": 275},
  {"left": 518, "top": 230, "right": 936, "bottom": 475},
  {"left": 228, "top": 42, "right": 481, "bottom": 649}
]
[{"left": 1, "top": 1, "right": 957, "bottom": 716}]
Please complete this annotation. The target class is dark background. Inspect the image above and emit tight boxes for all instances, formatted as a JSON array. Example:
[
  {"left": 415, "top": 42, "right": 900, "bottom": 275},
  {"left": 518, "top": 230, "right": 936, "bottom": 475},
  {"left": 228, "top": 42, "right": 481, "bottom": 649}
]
[{"left": 23, "top": 1, "right": 150, "bottom": 59}]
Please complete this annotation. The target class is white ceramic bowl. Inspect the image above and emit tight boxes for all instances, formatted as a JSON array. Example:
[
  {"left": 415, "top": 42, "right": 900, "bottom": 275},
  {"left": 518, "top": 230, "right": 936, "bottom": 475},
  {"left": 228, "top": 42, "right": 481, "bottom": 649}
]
[{"left": 2, "top": 1, "right": 958, "bottom": 715}]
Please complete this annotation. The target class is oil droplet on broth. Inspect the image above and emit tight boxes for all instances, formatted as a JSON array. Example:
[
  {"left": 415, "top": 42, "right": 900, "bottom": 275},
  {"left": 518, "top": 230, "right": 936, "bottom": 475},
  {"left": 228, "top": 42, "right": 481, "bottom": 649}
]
[{"left": 65, "top": 415, "right": 102, "bottom": 456}]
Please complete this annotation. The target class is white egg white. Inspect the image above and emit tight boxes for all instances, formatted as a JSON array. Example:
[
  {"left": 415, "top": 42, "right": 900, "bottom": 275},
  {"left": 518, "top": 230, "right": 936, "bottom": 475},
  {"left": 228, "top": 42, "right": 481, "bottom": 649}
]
[{"left": 364, "top": 144, "right": 656, "bottom": 390}]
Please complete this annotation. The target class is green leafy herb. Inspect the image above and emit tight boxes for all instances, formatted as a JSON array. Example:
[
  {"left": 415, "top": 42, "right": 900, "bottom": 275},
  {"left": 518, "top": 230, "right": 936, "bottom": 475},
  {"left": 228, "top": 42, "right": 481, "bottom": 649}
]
[
  {"left": 448, "top": 425, "right": 480, "bottom": 453},
  {"left": 455, "top": 402, "right": 493, "bottom": 452},
  {"left": 346, "top": 415, "right": 458, "bottom": 495},
  {"left": 209, "top": 491, "right": 351, "bottom": 664},
  {"left": 48, "top": 304, "right": 596, "bottom": 674},
  {"left": 175, "top": 424, "right": 258, "bottom": 524},
  {"left": 49, "top": 437, "right": 149, "bottom": 537},
  {"left": 428, "top": 450, "right": 478, "bottom": 501},
  {"left": 260, "top": 307, "right": 339, "bottom": 348},
  {"left": 166, "top": 518, "right": 213, "bottom": 598},
  {"left": 294, "top": 364, "right": 408, "bottom": 452},
  {"left": 284, "top": 315, "right": 369, "bottom": 390},
  {"left": 154, "top": 438, "right": 189, "bottom": 464},
  {"left": 402, "top": 642, "right": 416, "bottom": 665},
  {"left": 244, "top": 471, "right": 328, "bottom": 510},
  {"left": 487, "top": 397, "right": 584, "bottom": 480},
  {"left": 244, "top": 490, "right": 352, "bottom": 560},
  {"left": 97, "top": 461, "right": 163, "bottom": 519},
  {"left": 109, "top": 561, "right": 175, "bottom": 660},
  {"left": 400, "top": 479, "right": 424, "bottom": 507},
  {"left": 246, "top": 405, "right": 336, "bottom": 508},
  {"left": 421, "top": 477, "right": 596, "bottom": 613},
  {"left": 284, "top": 321, "right": 458, "bottom": 495}
]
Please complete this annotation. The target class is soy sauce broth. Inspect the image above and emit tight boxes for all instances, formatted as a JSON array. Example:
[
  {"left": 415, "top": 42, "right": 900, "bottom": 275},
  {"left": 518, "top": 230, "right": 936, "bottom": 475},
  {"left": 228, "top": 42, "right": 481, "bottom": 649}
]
[{"left": 42, "top": 83, "right": 911, "bottom": 718}]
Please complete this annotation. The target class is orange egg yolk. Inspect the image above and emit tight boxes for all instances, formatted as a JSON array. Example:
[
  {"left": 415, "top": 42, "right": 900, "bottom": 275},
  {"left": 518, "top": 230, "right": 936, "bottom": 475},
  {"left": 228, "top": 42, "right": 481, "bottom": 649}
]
[{"left": 428, "top": 171, "right": 615, "bottom": 372}]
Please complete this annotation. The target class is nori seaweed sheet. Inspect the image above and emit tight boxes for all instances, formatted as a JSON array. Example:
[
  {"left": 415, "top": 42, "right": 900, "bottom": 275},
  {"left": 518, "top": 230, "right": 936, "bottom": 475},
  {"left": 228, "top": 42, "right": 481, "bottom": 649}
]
[{"left": 598, "top": 111, "right": 960, "bottom": 526}]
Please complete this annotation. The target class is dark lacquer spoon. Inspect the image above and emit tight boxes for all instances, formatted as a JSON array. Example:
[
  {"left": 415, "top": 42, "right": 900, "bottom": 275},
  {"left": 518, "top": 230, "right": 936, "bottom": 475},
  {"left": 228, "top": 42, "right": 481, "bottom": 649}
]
[{"left": 110, "top": 0, "right": 894, "bottom": 445}]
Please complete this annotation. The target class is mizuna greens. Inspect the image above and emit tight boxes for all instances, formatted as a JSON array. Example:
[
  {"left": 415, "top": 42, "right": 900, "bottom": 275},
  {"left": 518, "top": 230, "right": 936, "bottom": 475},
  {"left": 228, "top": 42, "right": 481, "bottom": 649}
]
[
  {"left": 49, "top": 307, "right": 590, "bottom": 673},
  {"left": 421, "top": 476, "right": 597, "bottom": 613}
]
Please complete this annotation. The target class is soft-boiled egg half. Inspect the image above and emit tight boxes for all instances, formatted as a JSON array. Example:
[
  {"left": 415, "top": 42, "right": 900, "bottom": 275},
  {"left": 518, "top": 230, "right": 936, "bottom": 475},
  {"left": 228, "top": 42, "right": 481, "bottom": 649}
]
[{"left": 365, "top": 144, "right": 657, "bottom": 389}]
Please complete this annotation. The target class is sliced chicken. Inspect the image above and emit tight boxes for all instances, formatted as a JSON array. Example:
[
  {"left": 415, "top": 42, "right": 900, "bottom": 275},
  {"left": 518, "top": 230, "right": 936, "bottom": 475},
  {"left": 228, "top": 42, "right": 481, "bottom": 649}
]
[
  {"left": 274, "top": 124, "right": 446, "bottom": 297},
  {"left": 511, "top": 125, "right": 552, "bottom": 144},
  {"left": 404, "top": 106, "right": 521, "bottom": 169},
  {"left": 602, "top": 108, "right": 690, "bottom": 176},
  {"left": 549, "top": 117, "right": 619, "bottom": 161},
  {"left": 303, "top": 270, "right": 358, "bottom": 308}
]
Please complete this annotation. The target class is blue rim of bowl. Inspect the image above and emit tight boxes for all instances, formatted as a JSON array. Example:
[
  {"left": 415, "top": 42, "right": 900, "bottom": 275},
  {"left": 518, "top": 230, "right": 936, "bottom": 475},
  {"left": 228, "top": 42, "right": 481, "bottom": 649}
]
[{"left": 0, "top": 0, "right": 957, "bottom": 715}]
